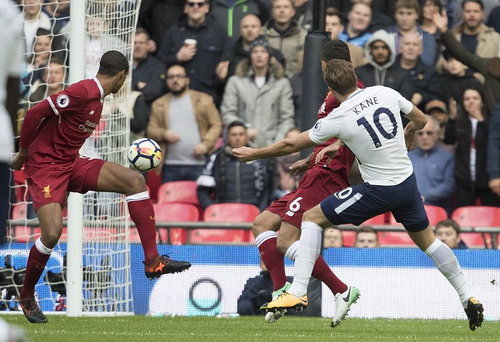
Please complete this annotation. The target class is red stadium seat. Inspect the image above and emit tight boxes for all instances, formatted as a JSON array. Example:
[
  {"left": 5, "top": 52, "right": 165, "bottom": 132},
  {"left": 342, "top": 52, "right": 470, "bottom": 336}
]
[
  {"left": 362, "top": 213, "right": 387, "bottom": 225},
  {"left": 424, "top": 205, "right": 448, "bottom": 225},
  {"left": 342, "top": 231, "right": 356, "bottom": 247},
  {"left": 157, "top": 181, "right": 199, "bottom": 206},
  {"left": 190, "top": 203, "right": 260, "bottom": 244},
  {"left": 451, "top": 206, "right": 500, "bottom": 249},
  {"left": 384, "top": 214, "right": 414, "bottom": 246},
  {"left": 153, "top": 203, "right": 200, "bottom": 245},
  {"left": 451, "top": 206, "right": 500, "bottom": 227}
]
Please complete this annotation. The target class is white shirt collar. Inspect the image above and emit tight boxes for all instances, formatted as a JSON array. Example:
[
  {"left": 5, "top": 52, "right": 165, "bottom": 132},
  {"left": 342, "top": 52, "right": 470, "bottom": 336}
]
[{"left": 92, "top": 77, "right": 105, "bottom": 101}]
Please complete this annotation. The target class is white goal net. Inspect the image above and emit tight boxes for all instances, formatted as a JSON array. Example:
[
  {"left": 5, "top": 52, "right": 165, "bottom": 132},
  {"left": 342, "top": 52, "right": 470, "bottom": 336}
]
[{"left": 2, "top": 0, "right": 141, "bottom": 316}]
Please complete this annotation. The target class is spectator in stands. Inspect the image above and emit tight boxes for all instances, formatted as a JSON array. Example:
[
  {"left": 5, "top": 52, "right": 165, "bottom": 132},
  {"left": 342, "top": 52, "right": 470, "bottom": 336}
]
[
  {"left": 221, "top": 38, "right": 295, "bottom": 148},
  {"left": 323, "top": 227, "right": 343, "bottom": 248},
  {"left": 355, "top": 30, "right": 414, "bottom": 101},
  {"left": 397, "top": 32, "right": 438, "bottom": 108},
  {"left": 85, "top": 16, "right": 126, "bottom": 79},
  {"left": 138, "top": 0, "right": 184, "bottom": 50},
  {"left": 44, "top": 0, "right": 70, "bottom": 33},
  {"left": 339, "top": 3, "right": 373, "bottom": 48},
  {"left": 409, "top": 115, "right": 455, "bottom": 213},
  {"left": 21, "top": 29, "right": 53, "bottom": 97},
  {"left": 433, "top": 12, "right": 500, "bottom": 113},
  {"left": 444, "top": 87, "right": 500, "bottom": 207},
  {"left": 452, "top": 0, "right": 500, "bottom": 59},
  {"left": 325, "top": 7, "right": 367, "bottom": 68},
  {"left": 19, "top": 0, "right": 51, "bottom": 56},
  {"left": 385, "top": 0, "right": 438, "bottom": 67},
  {"left": 197, "top": 121, "right": 271, "bottom": 211},
  {"left": 430, "top": 51, "right": 483, "bottom": 108},
  {"left": 237, "top": 260, "right": 293, "bottom": 315},
  {"left": 435, "top": 219, "right": 468, "bottom": 249},
  {"left": 132, "top": 28, "right": 166, "bottom": 105},
  {"left": 354, "top": 226, "right": 379, "bottom": 248},
  {"left": 292, "top": 0, "right": 313, "bottom": 30},
  {"left": 208, "top": 0, "right": 270, "bottom": 43},
  {"left": 419, "top": 0, "right": 442, "bottom": 35},
  {"left": 328, "top": 0, "right": 394, "bottom": 31},
  {"left": 228, "top": 14, "right": 285, "bottom": 77},
  {"left": 147, "top": 64, "right": 223, "bottom": 183},
  {"left": 157, "top": 0, "right": 231, "bottom": 105},
  {"left": 28, "top": 59, "right": 65, "bottom": 105},
  {"left": 425, "top": 99, "right": 449, "bottom": 141},
  {"left": 262, "top": 0, "right": 307, "bottom": 78},
  {"left": 487, "top": 104, "right": 500, "bottom": 197}
]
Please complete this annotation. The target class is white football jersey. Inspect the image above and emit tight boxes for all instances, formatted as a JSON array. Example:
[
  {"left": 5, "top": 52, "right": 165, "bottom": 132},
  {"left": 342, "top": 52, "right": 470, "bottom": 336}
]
[{"left": 309, "top": 86, "right": 414, "bottom": 186}]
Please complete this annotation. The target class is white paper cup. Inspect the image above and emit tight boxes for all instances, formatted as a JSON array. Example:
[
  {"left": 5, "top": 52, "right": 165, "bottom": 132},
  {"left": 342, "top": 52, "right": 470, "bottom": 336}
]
[{"left": 184, "top": 38, "right": 197, "bottom": 46}]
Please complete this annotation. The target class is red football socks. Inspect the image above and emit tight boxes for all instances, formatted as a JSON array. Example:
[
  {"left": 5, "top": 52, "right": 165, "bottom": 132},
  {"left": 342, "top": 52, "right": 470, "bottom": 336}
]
[
  {"left": 258, "top": 237, "right": 288, "bottom": 291},
  {"left": 128, "top": 198, "right": 159, "bottom": 265},
  {"left": 312, "top": 256, "right": 348, "bottom": 295},
  {"left": 20, "top": 244, "right": 50, "bottom": 299}
]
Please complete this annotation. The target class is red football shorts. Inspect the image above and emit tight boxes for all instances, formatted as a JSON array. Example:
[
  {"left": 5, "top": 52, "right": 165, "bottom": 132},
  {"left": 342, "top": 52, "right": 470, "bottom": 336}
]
[
  {"left": 267, "top": 167, "right": 349, "bottom": 228},
  {"left": 24, "top": 156, "right": 106, "bottom": 211}
]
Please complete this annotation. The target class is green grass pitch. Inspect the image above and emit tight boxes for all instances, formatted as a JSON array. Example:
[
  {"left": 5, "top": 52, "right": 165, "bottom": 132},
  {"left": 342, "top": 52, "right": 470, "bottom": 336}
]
[{"left": 2, "top": 315, "right": 499, "bottom": 341}]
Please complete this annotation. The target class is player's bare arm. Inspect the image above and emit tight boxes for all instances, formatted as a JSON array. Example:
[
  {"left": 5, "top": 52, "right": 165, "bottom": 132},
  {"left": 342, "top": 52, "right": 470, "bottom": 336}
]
[
  {"left": 404, "top": 105, "right": 427, "bottom": 150},
  {"left": 233, "top": 130, "right": 317, "bottom": 162},
  {"left": 314, "top": 139, "right": 343, "bottom": 164}
]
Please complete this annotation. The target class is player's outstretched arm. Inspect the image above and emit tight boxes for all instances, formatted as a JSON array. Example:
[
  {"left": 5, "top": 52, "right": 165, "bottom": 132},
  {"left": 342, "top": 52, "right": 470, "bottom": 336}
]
[
  {"left": 404, "top": 105, "right": 427, "bottom": 150},
  {"left": 314, "top": 139, "right": 343, "bottom": 164},
  {"left": 233, "top": 130, "right": 316, "bottom": 162}
]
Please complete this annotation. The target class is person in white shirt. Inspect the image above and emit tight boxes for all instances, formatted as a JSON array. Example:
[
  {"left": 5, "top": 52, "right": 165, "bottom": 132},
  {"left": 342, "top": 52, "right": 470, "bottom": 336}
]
[
  {"left": 233, "top": 59, "right": 484, "bottom": 331},
  {"left": 1, "top": 0, "right": 23, "bottom": 245}
]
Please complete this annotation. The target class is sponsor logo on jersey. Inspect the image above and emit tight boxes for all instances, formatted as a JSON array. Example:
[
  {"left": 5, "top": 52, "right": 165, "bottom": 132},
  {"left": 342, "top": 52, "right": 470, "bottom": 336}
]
[
  {"left": 313, "top": 120, "right": 322, "bottom": 131},
  {"left": 56, "top": 94, "right": 70, "bottom": 108},
  {"left": 89, "top": 110, "right": 95, "bottom": 116},
  {"left": 43, "top": 185, "right": 52, "bottom": 198},
  {"left": 285, "top": 211, "right": 295, "bottom": 217},
  {"left": 318, "top": 101, "right": 326, "bottom": 114}
]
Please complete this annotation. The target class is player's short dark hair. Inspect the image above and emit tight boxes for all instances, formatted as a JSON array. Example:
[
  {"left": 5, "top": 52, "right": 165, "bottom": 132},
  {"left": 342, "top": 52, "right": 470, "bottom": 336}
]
[
  {"left": 461, "top": 0, "right": 483, "bottom": 10},
  {"left": 321, "top": 40, "right": 351, "bottom": 63},
  {"left": 227, "top": 121, "right": 247, "bottom": 132},
  {"left": 323, "top": 59, "right": 357, "bottom": 96},
  {"left": 97, "top": 51, "right": 129, "bottom": 76},
  {"left": 435, "top": 219, "right": 461, "bottom": 234}
]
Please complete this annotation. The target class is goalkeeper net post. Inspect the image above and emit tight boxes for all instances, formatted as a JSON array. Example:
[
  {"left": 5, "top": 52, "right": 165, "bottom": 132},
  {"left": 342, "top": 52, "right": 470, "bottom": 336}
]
[{"left": 66, "top": 0, "right": 86, "bottom": 317}]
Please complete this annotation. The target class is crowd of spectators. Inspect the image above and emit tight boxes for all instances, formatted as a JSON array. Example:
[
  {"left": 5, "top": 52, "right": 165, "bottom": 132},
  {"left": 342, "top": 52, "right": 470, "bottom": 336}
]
[{"left": 11, "top": 0, "right": 500, "bottom": 245}]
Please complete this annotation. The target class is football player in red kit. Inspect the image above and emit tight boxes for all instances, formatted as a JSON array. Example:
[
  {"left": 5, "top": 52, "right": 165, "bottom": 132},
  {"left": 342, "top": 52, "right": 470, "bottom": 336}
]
[
  {"left": 252, "top": 40, "right": 361, "bottom": 327},
  {"left": 11, "top": 51, "right": 191, "bottom": 324}
]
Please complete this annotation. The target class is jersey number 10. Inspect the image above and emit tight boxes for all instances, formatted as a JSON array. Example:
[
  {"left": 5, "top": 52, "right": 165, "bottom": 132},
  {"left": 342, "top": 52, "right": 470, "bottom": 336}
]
[{"left": 356, "top": 107, "right": 398, "bottom": 148}]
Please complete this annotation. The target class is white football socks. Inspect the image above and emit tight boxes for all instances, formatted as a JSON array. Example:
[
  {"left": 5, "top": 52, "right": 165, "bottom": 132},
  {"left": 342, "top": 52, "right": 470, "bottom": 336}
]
[
  {"left": 424, "top": 238, "right": 472, "bottom": 308},
  {"left": 285, "top": 241, "right": 299, "bottom": 261},
  {"left": 289, "top": 221, "right": 323, "bottom": 298}
]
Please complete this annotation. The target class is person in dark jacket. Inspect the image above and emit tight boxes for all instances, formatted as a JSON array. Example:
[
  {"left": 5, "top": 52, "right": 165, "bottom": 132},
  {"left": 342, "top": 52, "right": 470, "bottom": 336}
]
[
  {"left": 208, "top": 0, "right": 270, "bottom": 43},
  {"left": 138, "top": 0, "right": 185, "bottom": 49},
  {"left": 355, "top": 30, "right": 414, "bottom": 101},
  {"left": 444, "top": 86, "right": 500, "bottom": 207},
  {"left": 157, "top": 0, "right": 231, "bottom": 105},
  {"left": 487, "top": 104, "right": 500, "bottom": 197},
  {"left": 133, "top": 28, "right": 167, "bottom": 105},
  {"left": 197, "top": 122, "right": 271, "bottom": 211}
]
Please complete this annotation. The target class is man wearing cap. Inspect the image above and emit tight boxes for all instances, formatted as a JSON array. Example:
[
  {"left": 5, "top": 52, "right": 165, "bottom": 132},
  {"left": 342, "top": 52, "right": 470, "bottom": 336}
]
[
  {"left": 221, "top": 38, "right": 295, "bottom": 148},
  {"left": 425, "top": 99, "right": 449, "bottom": 142},
  {"left": 409, "top": 115, "right": 455, "bottom": 213}
]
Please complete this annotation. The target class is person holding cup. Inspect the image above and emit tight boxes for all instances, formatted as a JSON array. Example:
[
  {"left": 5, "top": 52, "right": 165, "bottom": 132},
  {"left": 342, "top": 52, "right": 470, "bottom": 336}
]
[{"left": 158, "top": 0, "right": 231, "bottom": 105}]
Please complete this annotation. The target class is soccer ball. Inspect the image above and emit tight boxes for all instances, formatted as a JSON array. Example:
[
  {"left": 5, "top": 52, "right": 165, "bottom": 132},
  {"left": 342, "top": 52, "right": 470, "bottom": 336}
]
[{"left": 128, "top": 138, "right": 162, "bottom": 172}]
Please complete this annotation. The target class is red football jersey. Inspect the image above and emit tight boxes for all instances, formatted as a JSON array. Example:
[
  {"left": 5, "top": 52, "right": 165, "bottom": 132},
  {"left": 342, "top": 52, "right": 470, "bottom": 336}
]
[
  {"left": 308, "top": 79, "right": 365, "bottom": 173},
  {"left": 20, "top": 78, "right": 104, "bottom": 166}
]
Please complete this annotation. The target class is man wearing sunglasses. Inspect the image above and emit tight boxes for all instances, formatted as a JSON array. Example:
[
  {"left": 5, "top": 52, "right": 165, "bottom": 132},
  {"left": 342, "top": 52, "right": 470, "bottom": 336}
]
[
  {"left": 408, "top": 115, "right": 455, "bottom": 213},
  {"left": 157, "top": 0, "right": 231, "bottom": 106}
]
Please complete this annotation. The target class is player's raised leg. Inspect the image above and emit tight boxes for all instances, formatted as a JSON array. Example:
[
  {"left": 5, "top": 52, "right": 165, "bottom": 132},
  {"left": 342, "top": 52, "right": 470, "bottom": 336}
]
[
  {"left": 19, "top": 203, "right": 64, "bottom": 323},
  {"left": 408, "top": 227, "right": 484, "bottom": 331},
  {"left": 95, "top": 161, "right": 191, "bottom": 278}
]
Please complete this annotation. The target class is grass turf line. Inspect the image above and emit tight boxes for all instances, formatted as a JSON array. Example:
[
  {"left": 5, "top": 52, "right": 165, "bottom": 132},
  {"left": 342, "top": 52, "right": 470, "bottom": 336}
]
[{"left": 1, "top": 315, "right": 499, "bottom": 342}]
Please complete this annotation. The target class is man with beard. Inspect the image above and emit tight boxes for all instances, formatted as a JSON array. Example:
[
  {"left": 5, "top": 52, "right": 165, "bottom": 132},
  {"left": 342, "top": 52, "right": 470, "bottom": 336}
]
[{"left": 147, "top": 64, "right": 223, "bottom": 183}]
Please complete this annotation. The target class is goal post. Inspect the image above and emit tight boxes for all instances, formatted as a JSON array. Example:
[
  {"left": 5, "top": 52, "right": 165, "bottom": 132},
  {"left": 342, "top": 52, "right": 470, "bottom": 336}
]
[{"left": 4, "top": 0, "right": 142, "bottom": 317}]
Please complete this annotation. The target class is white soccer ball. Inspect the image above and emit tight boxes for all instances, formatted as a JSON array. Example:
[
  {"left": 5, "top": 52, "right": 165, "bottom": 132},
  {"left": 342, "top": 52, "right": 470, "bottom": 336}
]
[{"left": 128, "top": 138, "right": 162, "bottom": 172}]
